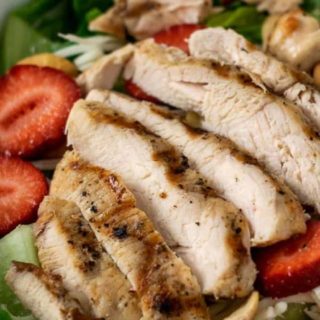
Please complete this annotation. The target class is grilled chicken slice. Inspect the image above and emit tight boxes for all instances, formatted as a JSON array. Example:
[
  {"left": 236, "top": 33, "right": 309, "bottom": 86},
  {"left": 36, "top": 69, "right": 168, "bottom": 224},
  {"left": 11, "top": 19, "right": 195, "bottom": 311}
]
[
  {"left": 263, "top": 9, "right": 320, "bottom": 72},
  {"left": 61, "top": 100, "right": 256, "bottom": 297},
  {"left": 189, "top": 27, "right": 320, "bottom": 133},
  {"left": 77, "top": 44, "right": 134, "bottom": 94},
  {"left": 124, "top": 39, "right": 320, "bottom": 212},
  {"left": 86, "top": 89, "right": 306, "bottom": 246},
  {"left": 244, "top": 0, "right": 301, "bottom": 14},
  {"left": 35, "top": 196, "right": 141, "bottom": 320},
  {"left": 89, "top": 0, "right": 212, "bottom": 40},
  {"left": 50, "top": 152, "right": 210, "bottom": 320},
  {"left": 5, "top": 262, "right": 88, "bottom": 320}
]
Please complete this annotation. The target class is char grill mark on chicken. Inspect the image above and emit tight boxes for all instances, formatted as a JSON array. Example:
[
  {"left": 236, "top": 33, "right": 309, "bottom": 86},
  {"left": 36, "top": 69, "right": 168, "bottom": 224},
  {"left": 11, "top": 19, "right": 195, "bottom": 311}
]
[
  {"left": 35, "top": 196, "right": 142, "bottom": 320},
  {"left": 124, "top": 39, "right": 320, "bottom": 213},
  {"left": 5, "top": 261, "right": 89, "bottom": 320},
  {"left": 60, "top": 100, "right": 256, "bottom": 298},
  {"left": 85, "top": 89, "right": 306, "bottom": 246},
  {"left": 189, "top": 27, "right": 320, "bottom": 134},
  {"left": 50, "top": 151, "right": 210, "bottom": 319}
]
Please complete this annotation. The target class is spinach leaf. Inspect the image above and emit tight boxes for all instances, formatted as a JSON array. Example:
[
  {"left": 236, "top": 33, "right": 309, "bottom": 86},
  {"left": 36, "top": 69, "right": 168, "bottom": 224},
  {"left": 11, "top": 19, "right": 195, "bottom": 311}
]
[
  {"left": 0, "top": 0, "right": 115, "bottom": 73},
  {"left": 206, "top": 6, "right": 266, "bottom": 43},
  {"left": 0, "top": 0, "right": 75, "bottom": 73},
  {"left": 14, "top": 0, "right": 76, "bottom": 40},
  {"left": 0, "top": 14, "right": 65, "bottom": 74},
  {"left": 72, "top": 0, "right": 112, "bottom": 19},
  {"left": 302, "top": 0, "right": 320, "bottom": 20}
]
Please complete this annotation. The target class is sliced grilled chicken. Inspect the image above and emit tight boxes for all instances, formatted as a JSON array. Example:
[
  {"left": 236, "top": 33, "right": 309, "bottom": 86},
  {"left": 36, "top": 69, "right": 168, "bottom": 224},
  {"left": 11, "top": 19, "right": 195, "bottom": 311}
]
[
  {"left": 244, "top": 0, "right": 301, "bottom": 14},
  {"left": 263, "top": 9, "right": 320, "bottom": 72},
  {"left": 5, "top": 262, "right": 88, "bottom": 320},
  {"left": 86, "top": 89, "right": 306, "bottom": 246},
  {"left": 77, "top": 44, "right": 134, "bottom": 94},
  {"left": 50, "top": 152, "right": 210, "bottom": 320},
  {"left": 90, "top": 0, "right": 212, "bottom": 40},
  {"left": 124, "top": 39, "right": 320, "bottom": 212},
  {"left": 62, "top": 100, "right": 256, "bottom": 298},
  {"left": 35, "top": 196, "right": 141, "bottom": 320},
  {"left": 189, "top": 28, "right": 320, "bottom": 133}
]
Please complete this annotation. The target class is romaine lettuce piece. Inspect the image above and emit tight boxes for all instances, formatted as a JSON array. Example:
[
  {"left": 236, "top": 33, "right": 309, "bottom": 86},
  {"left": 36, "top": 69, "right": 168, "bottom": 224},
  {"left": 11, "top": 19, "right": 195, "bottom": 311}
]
[
  {"left": 0, "top": 225, "right": 38, "bottom": 319},
  {"left": 0, "top": 15, "right": 63, "bottom": 74}
]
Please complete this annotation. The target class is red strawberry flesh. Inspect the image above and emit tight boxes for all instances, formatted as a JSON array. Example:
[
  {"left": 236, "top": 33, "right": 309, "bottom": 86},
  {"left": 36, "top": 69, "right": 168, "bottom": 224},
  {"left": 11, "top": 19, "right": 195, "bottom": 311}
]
[
  {"left": 0, "top": 156, "right": 48, "bottom": 236},
  {"left": 254, "top": 220, "right": 320, "bottom": 297},
  {"left": 0, "top": 65, "right": 81, "bottom": 158},
  {"left": 154, "top": 24, "right": 204, "bottom": 53},
  {"left": 125, "top": 80, "right": 160, "bottom": 103}
]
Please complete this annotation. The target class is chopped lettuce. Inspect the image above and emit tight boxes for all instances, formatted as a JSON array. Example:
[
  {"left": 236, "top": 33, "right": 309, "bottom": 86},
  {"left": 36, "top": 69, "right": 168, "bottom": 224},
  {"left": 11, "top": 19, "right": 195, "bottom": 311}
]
[
  {"left": 0, "top": 15, "right": 64, "bottom": 74},
  {"left": 0, "top": 225, "right": 39, "bottom": 320},
  {"left": 206, "top": 5, "right": 266, "bottom": 44},
  {"left": 0, "top": 0, "right": 114, "bottom": 74}
]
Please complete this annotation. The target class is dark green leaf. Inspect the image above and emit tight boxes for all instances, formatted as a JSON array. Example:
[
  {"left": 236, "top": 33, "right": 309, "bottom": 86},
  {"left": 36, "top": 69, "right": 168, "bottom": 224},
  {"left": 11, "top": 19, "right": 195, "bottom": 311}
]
[
  {"left": 0, "top": 308, "right": 12, "bottom": 320},
  {"left": 113, "top": 77, "right": 126, "bottom": 93},
  {"left": 0, "top": 14, "right": 64, "bottom": 73},
  {"left": 76, "top": 7, "right": 104, "bottom": 37},
  {"left": 14, "top": 0, "right": 76, "bottom": 39},
  {"left": 206, "top": 6, "right": 266, "bottom": 43},
  {"left": 72, "top": 0, "right": 113, "bottom": 19},
  {"left": 302, "top": 0, "right": 320, "bottom": 20}
]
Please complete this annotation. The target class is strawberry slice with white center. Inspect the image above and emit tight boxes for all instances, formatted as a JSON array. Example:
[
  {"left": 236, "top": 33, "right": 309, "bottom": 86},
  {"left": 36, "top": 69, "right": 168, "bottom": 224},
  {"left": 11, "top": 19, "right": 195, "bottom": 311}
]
[
  {"left": 0, "top": 65, "right": 81, "bottom": 158},
  {"left": 0, "top": 156, "right": 48, "bottom": 236}
]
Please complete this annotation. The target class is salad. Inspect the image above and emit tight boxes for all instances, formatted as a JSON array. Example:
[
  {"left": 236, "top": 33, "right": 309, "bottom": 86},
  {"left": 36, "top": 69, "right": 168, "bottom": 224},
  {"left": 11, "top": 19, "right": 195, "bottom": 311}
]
[{"left": 1, "top": 0, "right": 320, "bottom": 320}]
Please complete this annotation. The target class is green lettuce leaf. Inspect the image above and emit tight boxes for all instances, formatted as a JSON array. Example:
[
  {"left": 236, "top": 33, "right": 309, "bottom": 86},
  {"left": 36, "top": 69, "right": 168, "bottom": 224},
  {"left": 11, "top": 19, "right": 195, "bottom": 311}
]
[
  {"left": 0, "top": 0, "right": 114, "bottom": 73},
  {"left": 302, "top": 0, "right": 320, "bottom": 20},
  {"left": 0, "top": 14, "right": 64, "bottom": 74},
  {"left": 206, "top": 5, "right": 266, "bottom": 43},
  {"left": 0, "top": 225, "right": 39, "bottom": 319},
  {"left": 72, "top": 0, "right": 112, "bottom": 19}
]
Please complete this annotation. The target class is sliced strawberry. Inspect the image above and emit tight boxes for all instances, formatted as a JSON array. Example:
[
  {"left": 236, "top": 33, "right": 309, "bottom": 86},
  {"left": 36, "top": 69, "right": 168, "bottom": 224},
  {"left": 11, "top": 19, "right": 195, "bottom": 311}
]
[
  {"left": 154, "top": 24, "right": 204, "bottom": 53},
  {"left": 254, "top": 220, "right": 320, "bottom": 298},
  {"left": 0, "top": 65, "right": 81, "bottom": 158},
  {"left": 124, "top": 80, "right": 160, "bottom": 103},
  {"left": 0, "top": 157, "right": 48, "bottom": 236}
]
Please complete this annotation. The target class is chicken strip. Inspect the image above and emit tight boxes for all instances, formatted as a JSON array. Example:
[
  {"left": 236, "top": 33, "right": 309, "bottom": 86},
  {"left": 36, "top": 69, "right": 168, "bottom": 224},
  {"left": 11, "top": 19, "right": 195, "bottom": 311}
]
[
  {"left": 5, "top": 262, "right": 88, "bottom": 320},
  {"left": 35, "top": 196, "right": 141, "bottom": 320},
  {"left": 61, "top": 100, "right": 256, "bottom": 297},
  {"left": 189, "top": 27, "right": 320, "bottom": 133},
  {"left": 263, "top": 9, "right": 320, "bottom": 72},
  {"left": 89, "top": 0, "right": 212, "bottom": 40},
  {"left": 77, "top": 44, "right": 134, "bottom": 94},
  {"left": 86, "top": 89, "right": 305, "bottom": 246},
  {"left": 50, "top": 152, "right": 210, "bottom": 320},
  {"left": 124, "top": 39, "right": 320, "bottom": 212}
]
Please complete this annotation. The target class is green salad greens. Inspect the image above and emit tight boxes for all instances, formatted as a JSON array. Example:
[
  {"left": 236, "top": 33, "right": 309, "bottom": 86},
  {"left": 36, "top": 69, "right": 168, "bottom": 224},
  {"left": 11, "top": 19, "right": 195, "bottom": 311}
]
[
  {"left": 0, "top": 225, "right": 39, "bottom": 320},
  {"left": 0, "top": 0, "right": 113, "bottom": 73},
  {"left": 206, "top": 5, "right": 266, "bottom": 43},
  {"left": 302, "top": 0, "right": 320, "bottom": 20}
]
